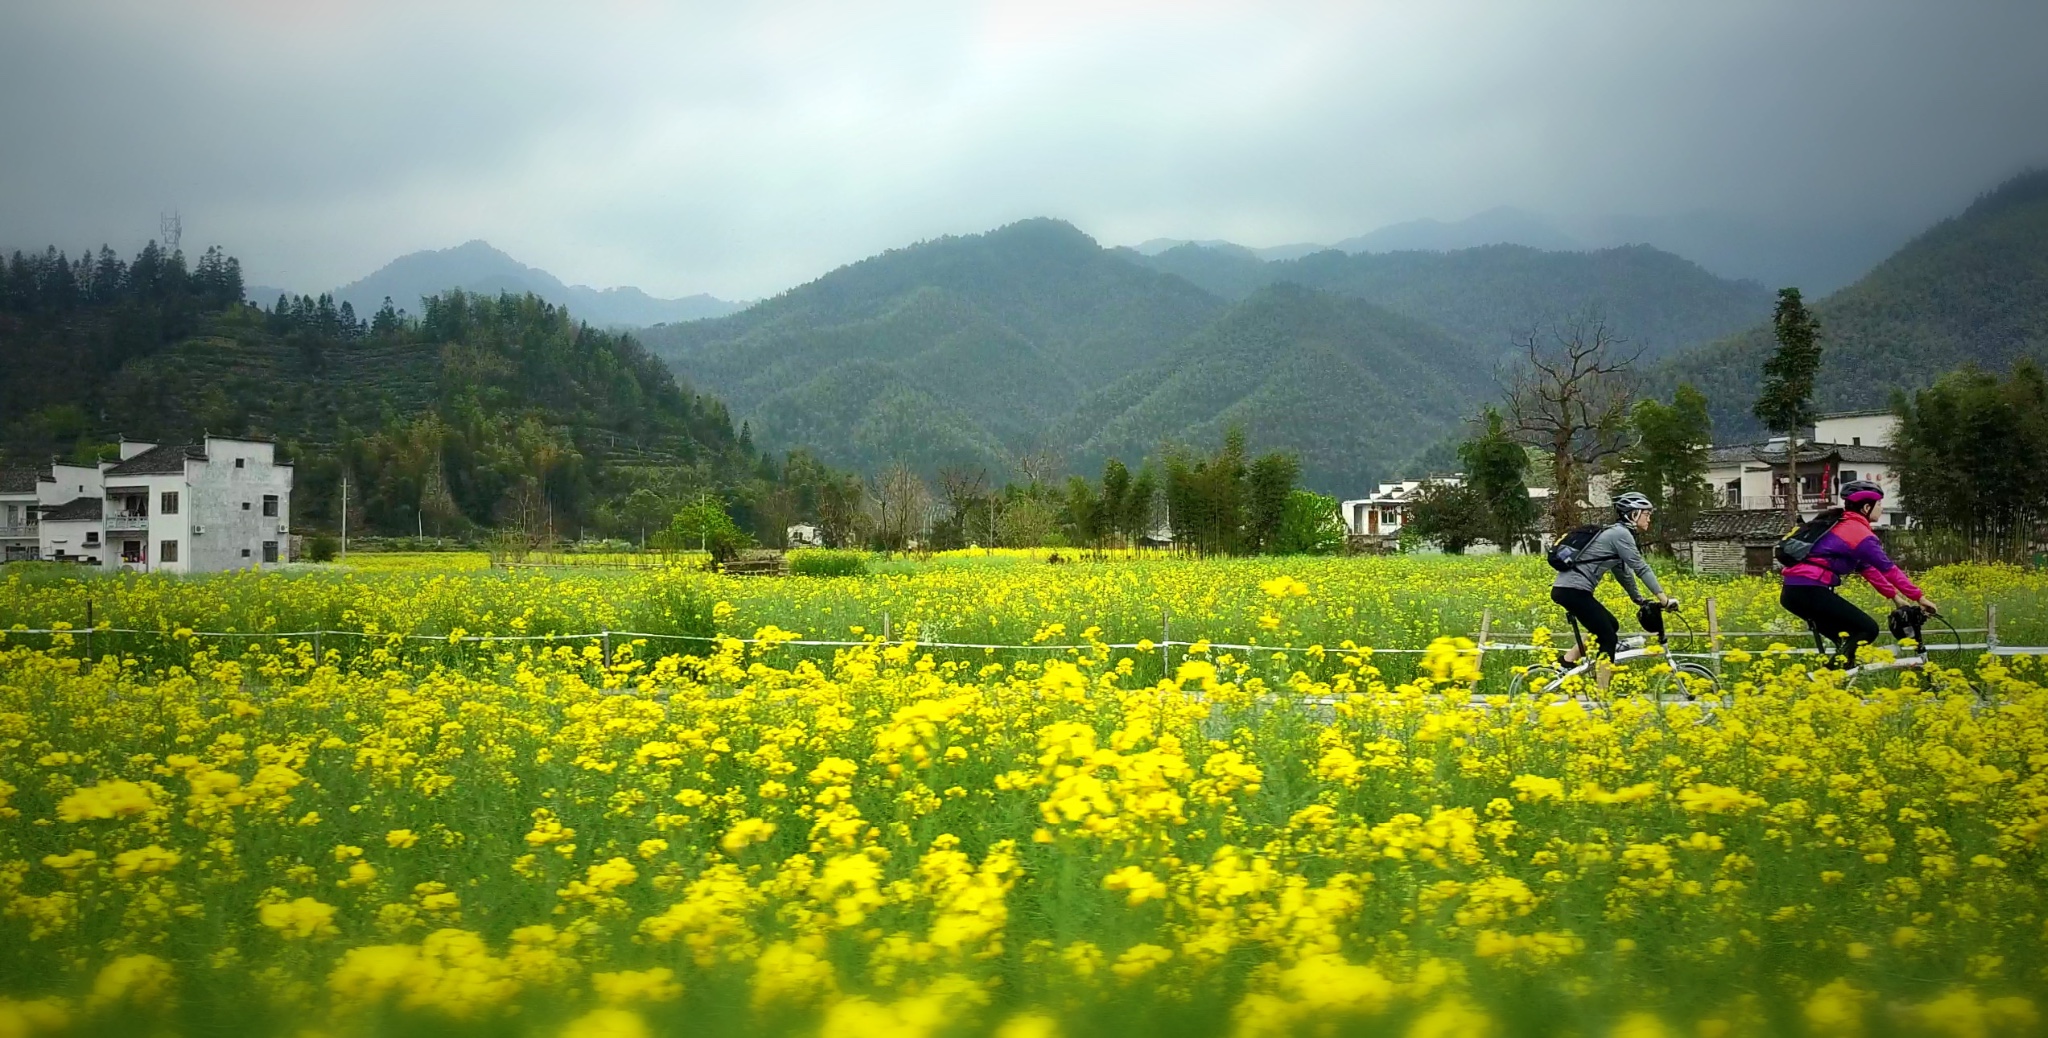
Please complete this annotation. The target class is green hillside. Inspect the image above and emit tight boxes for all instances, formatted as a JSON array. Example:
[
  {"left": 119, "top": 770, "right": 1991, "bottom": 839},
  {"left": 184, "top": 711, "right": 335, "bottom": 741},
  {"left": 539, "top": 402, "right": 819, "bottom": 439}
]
[
  {"left": 1, "top": 244, "right": 789, "bottom": 538},
  {"left": 1070, "top": 284, "right": 1495, "bottom": 491},
  {"left": 639, "top": 219, "right": 1228, "bottom": 476},
  {"left": 1130, "top": 242, "right": 1774, "bottom": 359},
  {"left": 1658, "top": 170, "right": 2048, "bottom": 436},
  {"left": 642, "top": 219, "right": 1776, "bottom": 492}
]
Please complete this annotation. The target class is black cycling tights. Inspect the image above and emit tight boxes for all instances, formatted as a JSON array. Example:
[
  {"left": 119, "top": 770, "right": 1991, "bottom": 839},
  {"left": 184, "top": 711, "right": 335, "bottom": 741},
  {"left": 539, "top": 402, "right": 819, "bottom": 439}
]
[
  {"left": 1781, "top": 584, "right": 1879, "bottom": 667},
  {"left": 1551, "top": 586, "right": 1619, "bottom": 659}
]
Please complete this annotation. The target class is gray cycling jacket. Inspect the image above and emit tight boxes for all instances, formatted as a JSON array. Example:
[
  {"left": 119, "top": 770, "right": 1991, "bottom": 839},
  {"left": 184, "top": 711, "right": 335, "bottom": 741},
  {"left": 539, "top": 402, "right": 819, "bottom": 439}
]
[{"left": 1551, "top": 523, "right": 1665, "bottom": 603}]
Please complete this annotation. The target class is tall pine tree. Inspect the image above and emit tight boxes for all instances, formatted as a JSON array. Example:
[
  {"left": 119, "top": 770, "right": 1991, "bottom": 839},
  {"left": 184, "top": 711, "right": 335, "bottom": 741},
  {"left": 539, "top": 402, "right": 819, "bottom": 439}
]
[{"left": 1754, "top": 288, "right": 1824, "bottom": 522}]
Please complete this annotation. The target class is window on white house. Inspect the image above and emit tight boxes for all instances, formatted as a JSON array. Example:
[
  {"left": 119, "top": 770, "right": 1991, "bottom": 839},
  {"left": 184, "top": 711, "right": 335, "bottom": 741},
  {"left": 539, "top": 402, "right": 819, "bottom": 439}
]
[
  {"left": 262, "top": 541, "right": 278, "bottom": 563},
  {"left": 85, "top": 532, "right": 99, "bottom": 545},
  {"left": 262, "top": 495, "right": 278, "bottom": 517},
  {"left": 161, "top": 491, "right": 179, "bottom": 515},
  {"left": 242, "top": 501, "right": 251, "bottom": 510},
  {"left": 161, "top": 540, "right": 179, "bottom": 563},
  {"left": 241, "top": 548, "right": 251, "bottom": 558},
  {"left": 235, "top": 458, "right": 245, "bottom": 468}
]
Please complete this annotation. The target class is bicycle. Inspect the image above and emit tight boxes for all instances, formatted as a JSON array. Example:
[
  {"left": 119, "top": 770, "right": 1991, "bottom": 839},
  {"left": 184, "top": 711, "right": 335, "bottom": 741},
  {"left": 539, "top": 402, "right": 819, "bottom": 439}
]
[{"left": 1508, "top": 600, "right": 1719, "bottom": 703}]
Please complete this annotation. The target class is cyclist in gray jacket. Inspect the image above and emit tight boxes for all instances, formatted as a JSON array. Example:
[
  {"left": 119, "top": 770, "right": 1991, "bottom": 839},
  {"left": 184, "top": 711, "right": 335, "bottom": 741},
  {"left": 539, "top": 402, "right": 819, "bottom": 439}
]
[{"left": 1553, "top": 492, "right": 1678, "bottom": 671}]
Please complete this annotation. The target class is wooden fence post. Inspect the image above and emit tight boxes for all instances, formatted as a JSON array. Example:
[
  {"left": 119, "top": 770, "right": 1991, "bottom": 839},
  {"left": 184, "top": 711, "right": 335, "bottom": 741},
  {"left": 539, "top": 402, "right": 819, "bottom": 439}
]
[
  {"left": 883, "top": 612, "right": 891, "bottom": 644},
  {"left": 1476, "top": 608, "right": 1492, "bottom": 674},
  {"left": 1706, "top": 596, "right": 1722, "bottom": 675},
  {"left": 1161, "top": 608, "right": 1171, "bottom": 678},
  {"left": 1987, "top": 605, "right": 1998, "bottom": 653},
  {"left": 602, "top": 630, "right": 613, "bottom": 668}
]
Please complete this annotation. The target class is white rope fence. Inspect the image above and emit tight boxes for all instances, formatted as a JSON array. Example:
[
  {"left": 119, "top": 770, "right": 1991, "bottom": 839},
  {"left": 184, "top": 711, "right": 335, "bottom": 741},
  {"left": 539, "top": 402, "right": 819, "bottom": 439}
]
[
  {"left": 4, "top": 600, "right": 2041, "bottom": 664},
  {"left": 4, "top": 628, "right": 2039, "bottom": 658}
]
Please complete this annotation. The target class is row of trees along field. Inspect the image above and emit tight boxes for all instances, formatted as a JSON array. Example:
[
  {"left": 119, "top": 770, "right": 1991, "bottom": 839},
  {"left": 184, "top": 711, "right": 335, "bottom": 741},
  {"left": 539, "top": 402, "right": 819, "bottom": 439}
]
[
  {"left": 751, "top": 426, "right": 1344, "bottom": 557},
  {"left": 1405, "top": 288, "right": 2048, "bottom": 562}
]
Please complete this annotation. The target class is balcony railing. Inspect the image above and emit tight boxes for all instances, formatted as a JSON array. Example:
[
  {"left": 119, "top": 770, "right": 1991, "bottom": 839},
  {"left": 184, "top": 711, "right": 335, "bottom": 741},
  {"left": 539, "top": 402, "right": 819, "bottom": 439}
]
[
  {"left": 1721, "top": 495, "right": 1837, "bottom": 513},
  {"left": 0, "top": 523, "right": 35, "bottom": 540},
  {"left": 105, "top": 514, "right": 149, "bottom": 532}
]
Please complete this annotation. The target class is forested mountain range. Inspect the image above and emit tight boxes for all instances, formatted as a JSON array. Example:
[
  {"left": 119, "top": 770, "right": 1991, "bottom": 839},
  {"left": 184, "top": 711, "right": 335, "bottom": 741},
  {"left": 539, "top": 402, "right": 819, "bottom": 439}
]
[
  {"left": 642, "top": 219, "right": 1775, "bottom": 491},
  {"left": 0, "top": 244, "right": 799, "bottom": 539},
  {"left": 319, "top": 240, "right": 743, "bottom": 329},
  {"left": 1656, "top": 169, "right": 2048, "bottom": 438}
]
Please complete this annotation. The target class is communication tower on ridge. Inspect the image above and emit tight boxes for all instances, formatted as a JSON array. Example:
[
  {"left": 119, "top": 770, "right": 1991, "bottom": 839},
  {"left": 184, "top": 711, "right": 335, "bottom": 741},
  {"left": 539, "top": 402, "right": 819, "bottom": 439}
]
[{"left": 160, "top": 211, "right": 182, "bottom": 254}]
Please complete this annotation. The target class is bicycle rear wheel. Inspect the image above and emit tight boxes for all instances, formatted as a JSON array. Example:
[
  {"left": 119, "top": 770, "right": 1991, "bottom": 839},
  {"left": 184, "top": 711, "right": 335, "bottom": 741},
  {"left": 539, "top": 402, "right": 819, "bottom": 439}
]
[{"left": 1652, "top": 661, "right": 1719, "bottom": 703}]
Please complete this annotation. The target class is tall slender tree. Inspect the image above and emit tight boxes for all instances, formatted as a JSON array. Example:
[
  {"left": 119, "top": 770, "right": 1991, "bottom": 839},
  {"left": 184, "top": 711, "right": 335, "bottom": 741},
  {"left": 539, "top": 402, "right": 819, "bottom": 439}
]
[
  {"left": 1620, "top": 385, "right": 1715, "bottom": 553},
  {"left": 1458, "top": 406, "right": 1539, "bottom": 552},
  {"left": 1754, "top": 288, "right": 1824, "bottom": 522}
]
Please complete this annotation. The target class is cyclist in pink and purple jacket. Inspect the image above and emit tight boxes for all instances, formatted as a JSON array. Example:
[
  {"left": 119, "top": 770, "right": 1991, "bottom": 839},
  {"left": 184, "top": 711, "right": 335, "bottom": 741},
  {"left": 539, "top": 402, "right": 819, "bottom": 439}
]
[{"left": 1780, "top": 479, "right": 1940, "bottom": 666}]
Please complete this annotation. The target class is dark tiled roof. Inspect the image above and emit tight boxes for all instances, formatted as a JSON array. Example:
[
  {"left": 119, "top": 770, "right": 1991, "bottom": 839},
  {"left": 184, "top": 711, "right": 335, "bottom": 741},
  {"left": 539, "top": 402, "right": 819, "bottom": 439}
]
[
  {"left": 105, "top": 443, "right": 205, "bottom": 476},
  {"left": 0, "top": 468, "right": 42, "bottom": 494},
  {"left": 1707, "top": 441, "right": 1894, "bottom": 466},
  {"left": 1690, "top": 509, "right": 1792, "bottom": 542},
  {"left": 39, "top": 496, "right": 103, "bottom": 522}
]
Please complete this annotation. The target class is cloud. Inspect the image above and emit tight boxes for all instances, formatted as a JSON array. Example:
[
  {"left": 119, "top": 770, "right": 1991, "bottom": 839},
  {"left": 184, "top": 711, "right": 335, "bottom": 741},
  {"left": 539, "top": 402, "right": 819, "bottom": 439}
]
[{"left": 2, "top": 0, "right": 2044, "bottom": 299}]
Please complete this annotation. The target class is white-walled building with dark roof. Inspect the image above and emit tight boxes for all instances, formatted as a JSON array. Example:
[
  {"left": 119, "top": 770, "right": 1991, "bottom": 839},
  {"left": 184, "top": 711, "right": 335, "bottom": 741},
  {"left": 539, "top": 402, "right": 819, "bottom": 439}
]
[
  {"left": 5, "top": 461, "right": 106, "bottom": 561},
  {"left": 29, "top": 435, "right": 293, "bottom": 573}
]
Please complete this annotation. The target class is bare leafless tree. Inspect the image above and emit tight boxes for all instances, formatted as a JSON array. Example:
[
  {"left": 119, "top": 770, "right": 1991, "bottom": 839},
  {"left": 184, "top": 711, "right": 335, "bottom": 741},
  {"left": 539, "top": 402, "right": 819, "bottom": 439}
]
[
  {"left": 936, "top": 466, "right": 991, "bottom": 546},
  {"left": 1012, "top": 446, "right": 1062, "bottom": 490},
  {"left": 867, "top": 461, "right": 934, "bottom": 553},
  {"left": 1503, "top": 312, "right": 1641, "bottom": 534}
]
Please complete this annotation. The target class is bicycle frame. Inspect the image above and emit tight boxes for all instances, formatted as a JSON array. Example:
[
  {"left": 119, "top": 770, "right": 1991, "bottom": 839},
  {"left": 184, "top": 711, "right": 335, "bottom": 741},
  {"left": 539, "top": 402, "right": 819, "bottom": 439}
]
[
  {"left": 1528, "top": 604, "right": 1714, "bottom": 699},
  {"left": 1808, "top": 605, "right": 1929, "bottom": 682}
]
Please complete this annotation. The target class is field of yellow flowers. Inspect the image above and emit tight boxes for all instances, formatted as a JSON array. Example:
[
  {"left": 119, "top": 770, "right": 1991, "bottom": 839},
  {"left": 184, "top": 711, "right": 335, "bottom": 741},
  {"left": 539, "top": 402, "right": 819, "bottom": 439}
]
[{"left": 3, "top": 555, "right": 2047, "bottom": 1037}]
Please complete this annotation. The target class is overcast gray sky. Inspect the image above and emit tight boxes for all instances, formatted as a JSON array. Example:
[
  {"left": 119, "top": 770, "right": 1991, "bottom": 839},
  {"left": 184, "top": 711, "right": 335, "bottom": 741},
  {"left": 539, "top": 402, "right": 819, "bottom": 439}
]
[{"left": 2, "top": 1, "right": 2044, "bottom": 299}]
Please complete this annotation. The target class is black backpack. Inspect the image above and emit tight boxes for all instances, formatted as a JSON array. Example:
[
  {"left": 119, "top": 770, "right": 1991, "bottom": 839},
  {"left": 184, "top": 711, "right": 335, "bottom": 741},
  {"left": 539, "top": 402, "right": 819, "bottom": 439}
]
[
  {"left": 1774, "top": 508, "right": 1845, "bottom": 568},
  {"left": 1546, "top": 524, "right": 1605, "bottom": 572}
]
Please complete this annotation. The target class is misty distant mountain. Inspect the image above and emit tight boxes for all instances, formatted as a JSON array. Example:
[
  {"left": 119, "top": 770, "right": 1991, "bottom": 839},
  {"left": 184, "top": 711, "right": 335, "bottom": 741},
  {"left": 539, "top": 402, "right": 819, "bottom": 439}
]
[
  {"left": 324, "top": 240, "right": 742, "bottom": 328},
  {"left": 1572, "top": 212, "right": 1913, "bottom": 296},
  {"left": 1130, "top": 207, "right": 1582, "bottom": 262},
  {"left": 1658, "top": 169, "right": 2048, "bottom": 436},
  {"left": 1131, "top": 238, "right": 1327, "bottom": 262},
  {"left": 1130, "top": 205, "right": 1911, "bottom": 297},
  {"left": 1126, "top": 241, "right": 1773, "bottom": 359},
  {"left": 1335, "top": 206, "right": 1583, "bottom": 254}
]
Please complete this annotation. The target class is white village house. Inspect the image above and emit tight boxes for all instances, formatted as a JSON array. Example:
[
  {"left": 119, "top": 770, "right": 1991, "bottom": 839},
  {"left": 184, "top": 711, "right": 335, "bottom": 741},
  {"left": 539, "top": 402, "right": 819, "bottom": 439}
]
[
  {"left": 1700, "top": 409, "right": 1903, "bottom": 525},
  {"left": 2, "top": 461, "right": 111, "bottom": 563},
  {"left": 16, "top": 435, "right": 294, "bottom": 573},
  {"left": 1341, "top": 477, "right": 1551, "bottom": 552},
  {"left": 1584, "top": 409, "right": 1904, "bottom": 574}
]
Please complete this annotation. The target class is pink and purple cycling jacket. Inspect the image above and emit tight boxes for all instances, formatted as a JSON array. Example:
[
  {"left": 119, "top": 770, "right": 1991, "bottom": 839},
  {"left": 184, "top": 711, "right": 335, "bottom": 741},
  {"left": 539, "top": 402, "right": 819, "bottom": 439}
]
[{"left": 1781, "top": 510, "right": 1924, "bottom": 600}]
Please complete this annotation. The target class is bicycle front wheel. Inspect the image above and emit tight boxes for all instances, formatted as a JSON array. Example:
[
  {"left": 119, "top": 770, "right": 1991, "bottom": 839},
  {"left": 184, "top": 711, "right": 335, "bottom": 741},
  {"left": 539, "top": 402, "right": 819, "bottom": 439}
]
[{"left": 1508, "top": 665, "right": 1563, "bottom": 699}]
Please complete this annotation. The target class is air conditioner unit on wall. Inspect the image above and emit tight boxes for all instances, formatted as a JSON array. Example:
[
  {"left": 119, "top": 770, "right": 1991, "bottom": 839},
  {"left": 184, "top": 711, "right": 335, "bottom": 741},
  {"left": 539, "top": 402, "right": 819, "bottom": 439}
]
[{"left": 192, "top": 525, "right": 206, "bottom": 535}]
